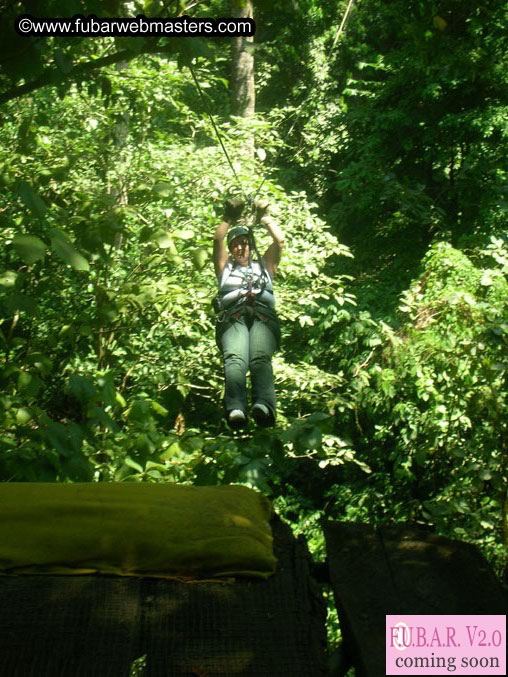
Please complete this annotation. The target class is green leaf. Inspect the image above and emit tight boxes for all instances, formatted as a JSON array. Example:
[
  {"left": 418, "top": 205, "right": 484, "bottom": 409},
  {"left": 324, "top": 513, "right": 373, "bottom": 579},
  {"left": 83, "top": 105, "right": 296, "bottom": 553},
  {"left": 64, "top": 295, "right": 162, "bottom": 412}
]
[
  {"left": 125, "top": 456, "right": 144, "bottom": 473},
  {"left": 296, "top": 425, "right": 322, "bottom": 452},
  {"left": 98, "top": 304, "right": 119, "bottom": 322},
  {"left": 239, "top": 458, "right": 271, "bottom": 493},
  {"left": 139, "top": 225, "right": 154, "bottom": 243},
  {"left": 156, "top": 232, "right": 176, "bottom": 249},
  {"left": 480, "top": 270, "right": 495, "bottom": 286},
  {"left": 146, "top": 461, "right": 167, "bottom": 472},
  {"left": 101, "top": 76, "right": 112, "bottom": 97},
  {"left": 192, "top": 247, "right": 208, "bottom": 270},
  {"left": 16, "top": 407, "right": 32, "bottom": 424},
  {"left": 0, "top": 270, "right": 18, "bottom": 287},
  {"left": 116, "top": 391, "right": 127, "bottom": 408},
  {"left": 307, "top": 412, "right": 331, "bottom": 424},
  {"left": 60, "top": 453, "right": 93, "bottom": 482},
  {"left": 64, "top": 422, "right": 85, "bottom": 456},
  {"left": 299, "top": 315, "right": 314, "bottom": 327},
  {"left": 87, "top": 406, "right": 118, "bottom": 432},
  {"left": 16, "top": 180, "right": 48, "bottom": 217},
  {"left": 127, "top": 400, "right": 151, "bottom": 422},
  {"left": 98, "top": 374, "right": 117, "bottom": 407},
  {"left": 69, "top": 374, "right": 96, "bottom": 404},
  {"left": 174, "top": 229, "right": 194, "bottom": 240},
  {"left": 151, "top": 400, "right": 169, "bottom": 417},
  {"left": 26, "top": 352, "right": 53, "bottom": 376},
  {"left": 55, "top": 50, "right": 73, "bottom": 74},
  {"left": 51, "top": 231, "right": 89, "bottom": 271},
  {"left": 17, "top": 370, "right": 43, "bottom": 397},
  {"left": 45, "top": 422, "right": 73, "bottom": 458},
  {"left": 7, "top": 293, "right": 37, "bottom": 315},
  {"left": 256, "top": 147, "right": 266, "bottom": 162},
  {"left": 12, "top": 235, "right": 47, "bottom": 264},
  {"left": 153, "top": 181, "right": 172, "bottom": 198}
]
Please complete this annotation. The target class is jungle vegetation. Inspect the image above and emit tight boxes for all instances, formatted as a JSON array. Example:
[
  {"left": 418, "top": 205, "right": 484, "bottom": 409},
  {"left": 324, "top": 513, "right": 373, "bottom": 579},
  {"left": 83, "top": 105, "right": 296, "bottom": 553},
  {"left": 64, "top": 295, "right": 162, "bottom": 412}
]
[{"left": 1, "top": 0, "right": 507, "bottom": 648}]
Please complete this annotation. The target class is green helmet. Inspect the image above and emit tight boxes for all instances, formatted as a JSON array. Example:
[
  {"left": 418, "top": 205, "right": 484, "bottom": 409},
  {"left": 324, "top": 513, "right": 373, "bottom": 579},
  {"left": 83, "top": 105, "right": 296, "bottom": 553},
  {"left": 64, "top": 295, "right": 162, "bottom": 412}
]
[{"left": 227, "top": 225, "right": 250, "bottom": 249}]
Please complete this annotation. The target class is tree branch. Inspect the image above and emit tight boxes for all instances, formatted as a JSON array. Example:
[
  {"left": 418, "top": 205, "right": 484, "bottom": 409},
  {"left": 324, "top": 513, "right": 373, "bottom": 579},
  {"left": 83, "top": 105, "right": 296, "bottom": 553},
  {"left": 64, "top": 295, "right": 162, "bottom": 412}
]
[{"left": 0, "top": 42, "right": 173, "bottom": 106}]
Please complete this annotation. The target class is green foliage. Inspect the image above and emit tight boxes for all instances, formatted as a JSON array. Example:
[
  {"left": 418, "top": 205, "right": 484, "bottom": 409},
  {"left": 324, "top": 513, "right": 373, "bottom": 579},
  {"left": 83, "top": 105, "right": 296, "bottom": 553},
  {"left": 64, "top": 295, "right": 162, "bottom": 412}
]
[
  {"left": 0, "top": 54, "right": 357, "bottom": 490},
  {"left": 261, "top": 0, "right": 508, "bottom": 323},
  {"left": 0, "top": 0, "right": 506, "bottom": 599},
  {"left": 0, "top": 1, "right": 210, "bottom": 105},
  {"left": 330, "top": 241, "right": 508, "bottom": 567},
  {"left": 332, "top": 0, "right": 508, "bottom": 249}
]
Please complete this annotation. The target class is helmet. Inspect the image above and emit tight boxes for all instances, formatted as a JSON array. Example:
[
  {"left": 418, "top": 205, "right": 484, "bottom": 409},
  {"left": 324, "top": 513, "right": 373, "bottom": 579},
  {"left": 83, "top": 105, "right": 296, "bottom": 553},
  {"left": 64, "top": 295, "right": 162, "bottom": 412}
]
[{"left": 227, "top": 225, "right": 250, "bottom": 249}]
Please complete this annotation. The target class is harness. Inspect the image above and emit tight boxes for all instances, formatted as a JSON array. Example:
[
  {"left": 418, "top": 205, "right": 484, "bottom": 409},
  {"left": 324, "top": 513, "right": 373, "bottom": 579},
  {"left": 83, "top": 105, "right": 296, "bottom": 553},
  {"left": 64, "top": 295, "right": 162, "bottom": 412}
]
[
  {"left": 215, "top": 298, "right": 280, "bottom": 353},
  {"left": 215, "top": 260, "right": 275, "bottom": 325},
  {"left": 213, "top": 224, "right": 280, "bottom": 348},
  {"left": 214, "top": 243, "right": 277, "bottom": 338}
]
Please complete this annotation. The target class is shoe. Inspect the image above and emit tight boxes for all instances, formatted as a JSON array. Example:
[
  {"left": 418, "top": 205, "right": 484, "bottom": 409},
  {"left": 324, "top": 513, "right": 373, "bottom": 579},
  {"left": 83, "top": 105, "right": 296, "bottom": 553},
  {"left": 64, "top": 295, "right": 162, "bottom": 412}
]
[
  {"left": 251, "top": 403, "right": 274, "bottom": 427},
  {"left": 228, "top": 409, "right": 246, "bottom": 429}
]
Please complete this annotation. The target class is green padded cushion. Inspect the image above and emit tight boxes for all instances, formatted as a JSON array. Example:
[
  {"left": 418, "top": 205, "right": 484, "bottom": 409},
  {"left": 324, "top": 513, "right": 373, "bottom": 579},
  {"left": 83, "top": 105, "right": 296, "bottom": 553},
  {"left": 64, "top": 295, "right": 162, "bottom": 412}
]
[{"left": 0, "top": 483, "right": 276, "bottom": 580}]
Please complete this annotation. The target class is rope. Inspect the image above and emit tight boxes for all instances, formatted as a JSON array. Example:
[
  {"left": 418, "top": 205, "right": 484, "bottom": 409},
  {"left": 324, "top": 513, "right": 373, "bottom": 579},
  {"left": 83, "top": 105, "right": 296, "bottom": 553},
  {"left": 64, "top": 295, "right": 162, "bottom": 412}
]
[
  {"left": 188, "top": 61, "right": 247, "bottom": 200},
  {"left": 331, "top": 0, "right": 356, "bottom": 50},
  {"left": 188, "top": 0, "right": 357, "bottom": 204},
  {"left": 188, "top": 62, "right": 268, "bottom": 214},
  {"left": 252, "top": 3, "right": 357, "bottom": 201}
]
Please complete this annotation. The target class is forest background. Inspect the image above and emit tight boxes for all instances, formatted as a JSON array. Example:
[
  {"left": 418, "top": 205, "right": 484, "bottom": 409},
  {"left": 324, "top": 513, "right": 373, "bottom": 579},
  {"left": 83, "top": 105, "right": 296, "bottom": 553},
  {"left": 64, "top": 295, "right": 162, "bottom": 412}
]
[{"left": 1, "top": 0, "right": 507, "bottom": 648}]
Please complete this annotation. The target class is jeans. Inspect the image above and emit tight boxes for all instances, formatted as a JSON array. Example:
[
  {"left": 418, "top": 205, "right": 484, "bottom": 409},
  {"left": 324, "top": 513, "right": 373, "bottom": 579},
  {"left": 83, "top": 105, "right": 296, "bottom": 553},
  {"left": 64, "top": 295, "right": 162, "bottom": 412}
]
[{"left": 219, "top": 315, "right": 277, "bottom": 417}]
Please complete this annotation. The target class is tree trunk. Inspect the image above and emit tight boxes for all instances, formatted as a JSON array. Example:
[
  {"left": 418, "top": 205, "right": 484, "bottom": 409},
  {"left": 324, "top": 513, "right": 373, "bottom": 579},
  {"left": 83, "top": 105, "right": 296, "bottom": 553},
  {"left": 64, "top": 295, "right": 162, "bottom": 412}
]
[{"left": 230, "top": 0, "right": 255, "bottom": 118}]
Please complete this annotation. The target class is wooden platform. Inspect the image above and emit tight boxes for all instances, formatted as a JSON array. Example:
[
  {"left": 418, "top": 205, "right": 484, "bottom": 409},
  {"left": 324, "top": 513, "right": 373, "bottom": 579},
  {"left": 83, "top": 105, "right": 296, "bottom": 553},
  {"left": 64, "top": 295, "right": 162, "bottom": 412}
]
[
  {"left": 324, "top": 522, "right": 508, "bottom": 677},
  {"left": 0, "top": 517, "right": 327, "bottom": 676},
  {"left": 2, "top": 514, "right": 505, "bottom": 676}
]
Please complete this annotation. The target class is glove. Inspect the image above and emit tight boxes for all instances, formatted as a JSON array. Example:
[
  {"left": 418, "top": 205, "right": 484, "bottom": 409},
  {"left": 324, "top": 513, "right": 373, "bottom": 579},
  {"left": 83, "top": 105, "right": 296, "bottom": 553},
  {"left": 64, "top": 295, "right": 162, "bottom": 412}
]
[
  {"left": 260, "top": 215, "right": 275, "bottom": 229},
  {"left": 224, "top": 198, "right": 245, "bottom": 223},
  {"left": 254, "top": 199, "right": 270, "bottom": 223}
]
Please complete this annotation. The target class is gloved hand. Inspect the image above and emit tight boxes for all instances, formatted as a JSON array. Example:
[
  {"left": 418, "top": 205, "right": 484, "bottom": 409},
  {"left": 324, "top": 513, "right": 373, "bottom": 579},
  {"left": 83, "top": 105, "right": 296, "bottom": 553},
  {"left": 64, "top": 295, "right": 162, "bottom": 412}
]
[
  {"left": 254, "top": 199, "right": 270, "bottom": 223},
  {"left": 224, "top": 198, "right": 245, "bottom": 223}
]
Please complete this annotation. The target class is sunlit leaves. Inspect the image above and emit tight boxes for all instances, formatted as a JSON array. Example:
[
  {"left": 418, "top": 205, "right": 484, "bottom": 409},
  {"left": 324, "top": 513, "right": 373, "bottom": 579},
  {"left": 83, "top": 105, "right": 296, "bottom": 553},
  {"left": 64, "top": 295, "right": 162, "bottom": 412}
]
[
  {"left": 173, "top": 229, "right": 195, "bottom": 240},
  {"left": 156, "top": 232, "right": 176, "bottom": 249},
  {"left": 153, "top": 181, "right": 172, "bottom": 198},
  {"left": 343, "top": 241, "right": 508, "bottom": 567},
  {"left": 0, "top": 17, "right": 505, "bottom": 574},
  {"left": 0, "top": 271, "right": 18, "bottom": 287},
  {"left": 192, "top": 247, "right": 208, "bottom": 270}
]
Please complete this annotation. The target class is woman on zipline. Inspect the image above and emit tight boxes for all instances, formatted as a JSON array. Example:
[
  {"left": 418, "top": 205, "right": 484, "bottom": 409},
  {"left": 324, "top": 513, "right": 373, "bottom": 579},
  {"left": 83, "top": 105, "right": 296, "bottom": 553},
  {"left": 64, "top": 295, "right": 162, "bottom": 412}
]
[{"left": 213, "top": 200, "right": 284, "bottom": 429}]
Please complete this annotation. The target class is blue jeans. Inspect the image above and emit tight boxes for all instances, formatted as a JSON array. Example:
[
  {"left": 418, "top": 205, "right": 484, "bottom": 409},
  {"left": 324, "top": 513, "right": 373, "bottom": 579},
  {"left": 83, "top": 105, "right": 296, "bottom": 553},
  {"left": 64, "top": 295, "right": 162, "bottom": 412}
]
[{"left": 219, "top": 315, "right": 278, "bottom": 417}]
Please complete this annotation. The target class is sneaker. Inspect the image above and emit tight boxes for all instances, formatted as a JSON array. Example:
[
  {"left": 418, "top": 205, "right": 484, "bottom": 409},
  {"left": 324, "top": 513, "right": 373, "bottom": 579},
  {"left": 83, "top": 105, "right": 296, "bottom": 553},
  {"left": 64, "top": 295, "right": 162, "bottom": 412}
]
[
  {"left": 251, "top": 403, "right": 274, "bottom": 427},
  {"left": 228, "top": 409, "right": 246, "bottom": 429}
]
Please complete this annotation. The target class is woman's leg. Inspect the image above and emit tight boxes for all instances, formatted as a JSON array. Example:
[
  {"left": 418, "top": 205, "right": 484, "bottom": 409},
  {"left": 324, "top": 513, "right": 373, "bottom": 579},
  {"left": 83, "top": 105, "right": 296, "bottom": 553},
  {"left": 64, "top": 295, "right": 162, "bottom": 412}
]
[
  {"left": 220, "top": 317, "right": 250, "bottom": 414},
  {"left": 249, "top": 318, "right": 277, "bottom": 417}
]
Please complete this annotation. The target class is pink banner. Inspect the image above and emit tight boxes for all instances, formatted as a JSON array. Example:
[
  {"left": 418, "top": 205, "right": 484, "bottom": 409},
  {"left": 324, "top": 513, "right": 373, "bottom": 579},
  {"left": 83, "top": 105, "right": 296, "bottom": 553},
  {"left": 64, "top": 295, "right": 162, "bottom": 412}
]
[{"left": 386, "top": 615, "right": 506, "bottom": 675}]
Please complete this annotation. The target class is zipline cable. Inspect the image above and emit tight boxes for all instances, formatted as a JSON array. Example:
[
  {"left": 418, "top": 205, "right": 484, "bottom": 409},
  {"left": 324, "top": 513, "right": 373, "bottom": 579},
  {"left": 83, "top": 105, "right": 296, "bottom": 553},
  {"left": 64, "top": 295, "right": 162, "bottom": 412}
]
[
  {"left": 188, "top": 60, "right": 270, "bottom": 294},
  {"left": 253, "top": 2, "right": 357, "bottom": 200},
  {"left": 188, "top": 61, "right": 271, "bottom": 217},
  {"left": 188, "top": 0, "right": 357, "bottom": 204},
  {"left": 331, "top": 0, "right": 356, "bottom": 50},
  {"left": 188, "top": 61, "right": 248, "bottom": 202}
]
